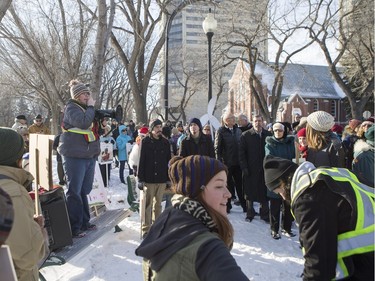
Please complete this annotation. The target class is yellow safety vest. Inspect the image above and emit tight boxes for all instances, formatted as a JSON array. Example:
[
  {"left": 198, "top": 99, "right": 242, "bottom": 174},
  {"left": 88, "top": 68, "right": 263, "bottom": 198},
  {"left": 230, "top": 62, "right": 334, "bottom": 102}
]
[
  {"left": 291, "top": 167, "right": 375, "bottom": 280},
  {"left": 64, "top": 127, "right": 97, "bottom": 142}
]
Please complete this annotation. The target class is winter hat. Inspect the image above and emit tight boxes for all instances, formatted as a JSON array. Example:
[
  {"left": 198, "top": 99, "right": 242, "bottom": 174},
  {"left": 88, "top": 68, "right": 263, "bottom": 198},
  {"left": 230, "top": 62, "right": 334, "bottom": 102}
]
[
  {"left": 272, "top": 123, "right": 284, "bottom": 131},
  {"left": 0, "top": 127, "right": 25, "bottom": 166},
  {"left": 348, "top": 119, "right": 362, "bottom": 130},
  {"left": 16, "top": 115, "right": 27, "bottom": 121},
  {"left": 0, "top": 188, "right": 14, "bottom": 245},
  {"left": 34, "top": 114, "right": 42, "bottom": 120},
  {"left": 307, "top": 111, "right": 335, "bottom": 132},
  {"left": 69, "top": 79, "right": 90, "bottom": 99},
  {"left": 365, "top": 125, "right": 374, "bottom": 146},
  {"left": 263, "top": 155, "right": 298, "bottom": 191},
  {"left": 168, "top": 155, "right": 228, "bottom": 199},
  {"left": 366, "top": 116, "right": 374, "bottom": 123},
  {"left": 297, "top": 128, "right": 306, "bottom": 138},
  {"left": 188, "top": 118, "right": 202, "bottom": 131},
  {"left": 138, "top": 126, "right": 149, "bottom": 136},
  {"left": 331, "top": 124, "right": 343, "bottom": 135},
  {"left": 149, "top": 119, "right": 162, "bottom": 131}
]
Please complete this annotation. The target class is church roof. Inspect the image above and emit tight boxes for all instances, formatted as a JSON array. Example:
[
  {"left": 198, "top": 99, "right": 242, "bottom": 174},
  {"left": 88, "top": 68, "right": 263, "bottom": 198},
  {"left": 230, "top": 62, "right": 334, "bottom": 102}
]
[{"left": 251, "top": 62, "right": 346, "bottom": 100}]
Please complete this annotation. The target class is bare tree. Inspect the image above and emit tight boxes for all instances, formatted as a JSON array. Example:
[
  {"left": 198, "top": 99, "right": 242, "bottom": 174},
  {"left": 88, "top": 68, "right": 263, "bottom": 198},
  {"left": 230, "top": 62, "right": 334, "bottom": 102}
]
[
  {"left": 0, "top": 0, "right": 11, "bottom": 22},
  {"left": 217, "top": 0, "right": 317, "bottom": 123},
  {"left": 109, "top": 0, "right": 215, "bottom": 124},
  {"left": 0, "top": 0, "right": 101, "bottom": 133},
  {"left": 305, "top": 0, "right": 373, "bottom": 119}
]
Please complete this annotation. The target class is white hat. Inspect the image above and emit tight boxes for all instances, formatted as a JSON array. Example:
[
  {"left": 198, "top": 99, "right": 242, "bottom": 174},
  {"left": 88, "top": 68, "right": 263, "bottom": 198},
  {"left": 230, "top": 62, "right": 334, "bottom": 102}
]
[{"left": 307, "top": 111, "right": 335, "bottom": 132}]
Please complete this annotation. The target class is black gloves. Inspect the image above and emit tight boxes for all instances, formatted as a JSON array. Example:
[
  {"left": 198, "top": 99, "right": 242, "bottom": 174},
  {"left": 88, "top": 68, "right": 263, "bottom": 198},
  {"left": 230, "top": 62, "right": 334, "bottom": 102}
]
[{"left": 138, "top": 182, "right": 144, "bottom": 190}]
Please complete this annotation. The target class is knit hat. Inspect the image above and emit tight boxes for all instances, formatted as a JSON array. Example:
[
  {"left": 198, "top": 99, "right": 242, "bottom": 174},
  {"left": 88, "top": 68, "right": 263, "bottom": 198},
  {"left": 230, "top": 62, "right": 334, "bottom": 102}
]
[
  {"left": 168, "top": 155, "right": 228, "bottom": 199},
  {"left": 0, "top": 188, "right": 14, "bottom": 245},
  {"left": 348, "top": 119, "right": 362, "bottom": 130},
  {"left": 0, "top": 127, "right": 25, "bottom": 166},
  {"left": 263, "top": 155, "right": 298, "bottom": 191},
  {"left": 69, "top": 79, "right": 90, "bottom": 99},
  {"left": 149, "top": 119, "right": 162, "bottom": 131},
  {"left": 138, "top": 126, "right": 149, "bottom": 136},
  {"left": 366, "top": 116, "right": 374, "bottom": 123},
  {"left": 188, "top": 117, "right": 202, "bottom": 131},
  {"left": 307, "top": 111, "right": 335, "bottom": 132},
  {"left": 331, "top": 124, "right": 343, "bottom": 135},
  {"left": 297, "top": 128, "right": 306, "bottom": 138},
  {"left": 365, "top": 125, "right": 374, "bottom": 146}
]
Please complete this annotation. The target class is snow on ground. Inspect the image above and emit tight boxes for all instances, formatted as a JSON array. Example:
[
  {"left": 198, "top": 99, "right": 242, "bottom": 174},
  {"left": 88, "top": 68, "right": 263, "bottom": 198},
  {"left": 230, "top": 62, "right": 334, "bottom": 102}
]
[{"left": 40, "top": 164, "right": 304, "bottom": 281}]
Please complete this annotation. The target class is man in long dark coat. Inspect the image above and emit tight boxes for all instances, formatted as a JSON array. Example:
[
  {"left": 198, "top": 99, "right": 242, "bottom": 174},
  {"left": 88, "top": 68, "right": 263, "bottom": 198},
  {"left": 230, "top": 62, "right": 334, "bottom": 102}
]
[{"left": 239, "top": 115, "right": 271, "bottom": 222}]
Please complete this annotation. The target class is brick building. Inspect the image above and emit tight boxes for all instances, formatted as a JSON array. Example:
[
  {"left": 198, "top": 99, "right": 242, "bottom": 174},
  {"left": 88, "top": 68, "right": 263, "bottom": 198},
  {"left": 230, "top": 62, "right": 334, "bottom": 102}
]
[{"left": 228, "top": 60, "right": 347, "bottom": 124}]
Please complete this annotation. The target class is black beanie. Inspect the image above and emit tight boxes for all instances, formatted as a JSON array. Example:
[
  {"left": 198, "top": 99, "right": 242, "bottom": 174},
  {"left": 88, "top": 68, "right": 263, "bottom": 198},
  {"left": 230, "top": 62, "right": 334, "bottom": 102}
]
[
  {"left": 0, "top": 127, "right": 25, "bottom": 166},
  {"left": 149, "top": 119, "right": 162, "bottom": 131},
  {"left": 188, "top": 118, "right": 202, "bottom": 131},
  {"left": 263, "top": 155, "right": 298, "bottom": 191},
  {"left": 169, "top": 155, "right": 228, "bottom": 199}
]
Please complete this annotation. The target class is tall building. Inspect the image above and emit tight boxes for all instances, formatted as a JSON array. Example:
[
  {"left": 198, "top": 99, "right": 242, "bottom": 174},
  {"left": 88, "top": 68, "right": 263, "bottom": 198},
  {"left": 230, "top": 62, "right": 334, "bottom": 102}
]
[{"left": 162, "top": 1, "right": 268, "bottom": 123}]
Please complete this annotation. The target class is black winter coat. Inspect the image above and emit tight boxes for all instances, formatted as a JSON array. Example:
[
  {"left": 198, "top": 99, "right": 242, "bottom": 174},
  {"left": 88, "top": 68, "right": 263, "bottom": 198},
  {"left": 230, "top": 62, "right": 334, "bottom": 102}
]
[
  {"left": 214, "top": 126, "right": 241, "bottom": 167},
  {"left": 293, "top": 176, "right": 374, "bottom": 281},
  {"left": 138, "top": 135, "right": 171, "bottom": 183},
  {"left": 179, "top": 133, "right": 215, "bottom": 158},
  {"left": 239, "top": 128, "right": 272, "bottom": 201}
]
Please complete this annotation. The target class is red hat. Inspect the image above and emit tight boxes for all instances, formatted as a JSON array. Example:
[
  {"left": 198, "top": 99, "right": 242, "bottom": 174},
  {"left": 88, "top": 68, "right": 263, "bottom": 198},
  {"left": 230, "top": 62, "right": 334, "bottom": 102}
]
[
  {"left": 331, "top": 124, "right": 343, "bottom": 134},
  {"left": 349, "top": 119, "right": 362, "bottom": 130},
  {"left": 297, "top": 128, "right": 306, "bottom": 138},
  {"left": 138, "top": 126, "right": 149, "bottom": 136}
]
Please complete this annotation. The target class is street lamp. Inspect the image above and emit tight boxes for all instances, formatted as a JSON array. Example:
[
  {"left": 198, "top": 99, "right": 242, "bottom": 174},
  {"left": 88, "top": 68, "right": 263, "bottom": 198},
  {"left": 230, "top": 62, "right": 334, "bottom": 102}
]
[{"left": 202, "top": 8, "right": 217, "bottom": 103}]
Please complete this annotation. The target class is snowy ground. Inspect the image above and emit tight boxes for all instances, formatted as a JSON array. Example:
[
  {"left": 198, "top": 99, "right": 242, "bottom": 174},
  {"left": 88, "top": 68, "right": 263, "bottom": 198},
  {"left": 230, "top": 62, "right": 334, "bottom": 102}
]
[{"left": 40, "top": 163, "right": 304, "bottom": 281}]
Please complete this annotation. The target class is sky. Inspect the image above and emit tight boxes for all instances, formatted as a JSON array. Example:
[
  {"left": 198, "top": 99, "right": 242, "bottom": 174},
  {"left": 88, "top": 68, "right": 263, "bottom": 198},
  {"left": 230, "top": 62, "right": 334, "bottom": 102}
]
[{"left": 40, "top": 164, "right": 305, "bottom": 281}]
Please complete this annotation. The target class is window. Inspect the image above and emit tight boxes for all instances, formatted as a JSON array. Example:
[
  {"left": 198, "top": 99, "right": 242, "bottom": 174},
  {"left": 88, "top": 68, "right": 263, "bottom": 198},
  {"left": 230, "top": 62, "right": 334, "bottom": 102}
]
[
  {"left": 313, "top": 99, "right": 319, "bottom": 111},
  {"left": 330, "top": 100, "right": 336, "bottom": 117}
]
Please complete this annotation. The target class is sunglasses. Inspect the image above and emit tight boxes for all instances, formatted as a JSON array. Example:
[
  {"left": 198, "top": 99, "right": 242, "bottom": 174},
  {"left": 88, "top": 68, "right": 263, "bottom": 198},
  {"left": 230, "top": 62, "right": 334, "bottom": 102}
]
[
  {"left": 274, "top": 129, "right": 283, "bottom": 132},
  {"left": 35, "top": 119, "right": 42, "bottom": 122}
]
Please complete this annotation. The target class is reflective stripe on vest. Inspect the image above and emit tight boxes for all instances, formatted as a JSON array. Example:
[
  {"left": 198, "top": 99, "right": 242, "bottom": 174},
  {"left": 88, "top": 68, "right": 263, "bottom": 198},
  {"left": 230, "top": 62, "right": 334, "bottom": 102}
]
[
  {"left": 291, "top": 167, "right": 375, "bottom": 280},
  {"left": 66, "top": 127, "right": 96, "bottom": 142}
]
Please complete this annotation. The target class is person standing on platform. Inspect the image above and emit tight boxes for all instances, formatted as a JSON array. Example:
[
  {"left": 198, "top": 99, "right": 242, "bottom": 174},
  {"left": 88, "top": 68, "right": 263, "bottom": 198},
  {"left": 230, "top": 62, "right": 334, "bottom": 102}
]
[{"left": 58, "top": 79, "right": 100, "bottom": 238}]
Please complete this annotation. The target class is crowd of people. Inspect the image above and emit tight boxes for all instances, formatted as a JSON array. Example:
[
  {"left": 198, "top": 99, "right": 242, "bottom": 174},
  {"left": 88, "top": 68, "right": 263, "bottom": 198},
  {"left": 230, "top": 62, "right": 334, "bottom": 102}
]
[{"left": 1, "top": 80, "right": 374, "bottom": 281}]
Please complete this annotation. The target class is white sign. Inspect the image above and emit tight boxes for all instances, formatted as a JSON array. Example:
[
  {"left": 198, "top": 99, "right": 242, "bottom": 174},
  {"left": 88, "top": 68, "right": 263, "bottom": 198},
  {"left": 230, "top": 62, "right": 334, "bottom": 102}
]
[
  {"left": 87, "top": 162, "right": 109, "bottom": 206},
  {"left": 98, "top": 142, "right": 114, "bottom": 164}
]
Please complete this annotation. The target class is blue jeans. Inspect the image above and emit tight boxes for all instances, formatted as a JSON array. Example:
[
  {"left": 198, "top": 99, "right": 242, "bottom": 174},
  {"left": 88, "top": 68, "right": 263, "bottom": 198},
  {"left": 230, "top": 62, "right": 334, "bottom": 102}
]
[{"left": 62, "top": 156, "right": 96, "bottom": 234}]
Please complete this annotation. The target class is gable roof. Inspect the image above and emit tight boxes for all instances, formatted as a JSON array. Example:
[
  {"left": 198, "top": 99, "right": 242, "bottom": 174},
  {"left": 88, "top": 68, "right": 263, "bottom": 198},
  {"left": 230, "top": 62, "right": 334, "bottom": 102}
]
[{"left": 252, "top": 62, "right": 346, "bottom": 100}]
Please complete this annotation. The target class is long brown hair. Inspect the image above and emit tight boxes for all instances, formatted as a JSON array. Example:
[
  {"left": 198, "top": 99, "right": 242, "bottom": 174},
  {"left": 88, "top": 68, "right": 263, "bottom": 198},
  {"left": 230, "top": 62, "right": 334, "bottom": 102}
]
[
  {"left": 196, "top": 194, "right": 234, "bottom": 249},
  {"left": 306, "top": 123, "right": 327, "bottom": 150}
]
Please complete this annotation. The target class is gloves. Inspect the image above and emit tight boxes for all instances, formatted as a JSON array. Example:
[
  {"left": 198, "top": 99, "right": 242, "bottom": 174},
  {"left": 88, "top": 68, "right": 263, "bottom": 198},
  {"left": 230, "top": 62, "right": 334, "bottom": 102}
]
[
  {"left": 242, "top": 169, "right": 249, "bottom": 177},
  {"left": 138, "top": 181, "right": 144, "bottom": 190}
]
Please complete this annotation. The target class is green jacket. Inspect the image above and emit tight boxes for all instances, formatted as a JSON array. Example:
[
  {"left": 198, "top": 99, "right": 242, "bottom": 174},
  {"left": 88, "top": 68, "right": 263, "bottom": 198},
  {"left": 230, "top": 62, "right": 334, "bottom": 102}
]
[
  {"left": 148, "top": 232, "right": 217, "bottom": 281},
  {"left": 0, "top": 166, "right": 47, "bottom": 281}
]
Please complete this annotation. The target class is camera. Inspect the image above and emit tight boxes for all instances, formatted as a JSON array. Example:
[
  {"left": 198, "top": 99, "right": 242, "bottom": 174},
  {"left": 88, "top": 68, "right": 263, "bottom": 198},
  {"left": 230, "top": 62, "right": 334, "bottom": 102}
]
[{"left": 95, "top": 105, "right": 123, "bottom": 122}]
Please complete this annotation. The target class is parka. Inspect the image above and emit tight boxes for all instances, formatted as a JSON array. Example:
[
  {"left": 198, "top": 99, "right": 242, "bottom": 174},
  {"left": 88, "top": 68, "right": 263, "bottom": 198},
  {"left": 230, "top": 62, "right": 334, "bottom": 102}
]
[
  {"left": 58, "top": 99, "right": 100, "bottom": 159},
  {"left": 179, "top": 133, "right": 215, "bottom": 158},
  {"left": 0, "top": 166, "right": 48, "bottom": 281}
]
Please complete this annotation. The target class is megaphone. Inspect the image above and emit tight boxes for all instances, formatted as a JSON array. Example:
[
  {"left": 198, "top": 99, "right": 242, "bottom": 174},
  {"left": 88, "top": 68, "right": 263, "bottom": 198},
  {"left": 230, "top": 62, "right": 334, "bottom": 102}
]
[{"left": 95, "top": 105, "right": 123, "bottom": 122}]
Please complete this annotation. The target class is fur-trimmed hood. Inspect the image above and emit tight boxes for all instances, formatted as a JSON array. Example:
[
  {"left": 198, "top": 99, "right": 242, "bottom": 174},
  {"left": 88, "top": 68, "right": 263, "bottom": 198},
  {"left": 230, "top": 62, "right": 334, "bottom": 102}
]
[{"left": 353, "top": 139, "right": 374, "bottom": 158}]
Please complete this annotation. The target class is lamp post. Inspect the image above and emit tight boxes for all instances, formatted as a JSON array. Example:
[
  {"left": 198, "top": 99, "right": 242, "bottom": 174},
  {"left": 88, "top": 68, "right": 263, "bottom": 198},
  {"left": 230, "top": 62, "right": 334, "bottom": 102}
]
[{"left": 202, "top": 8, "right": 217, "bottom": 104}]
